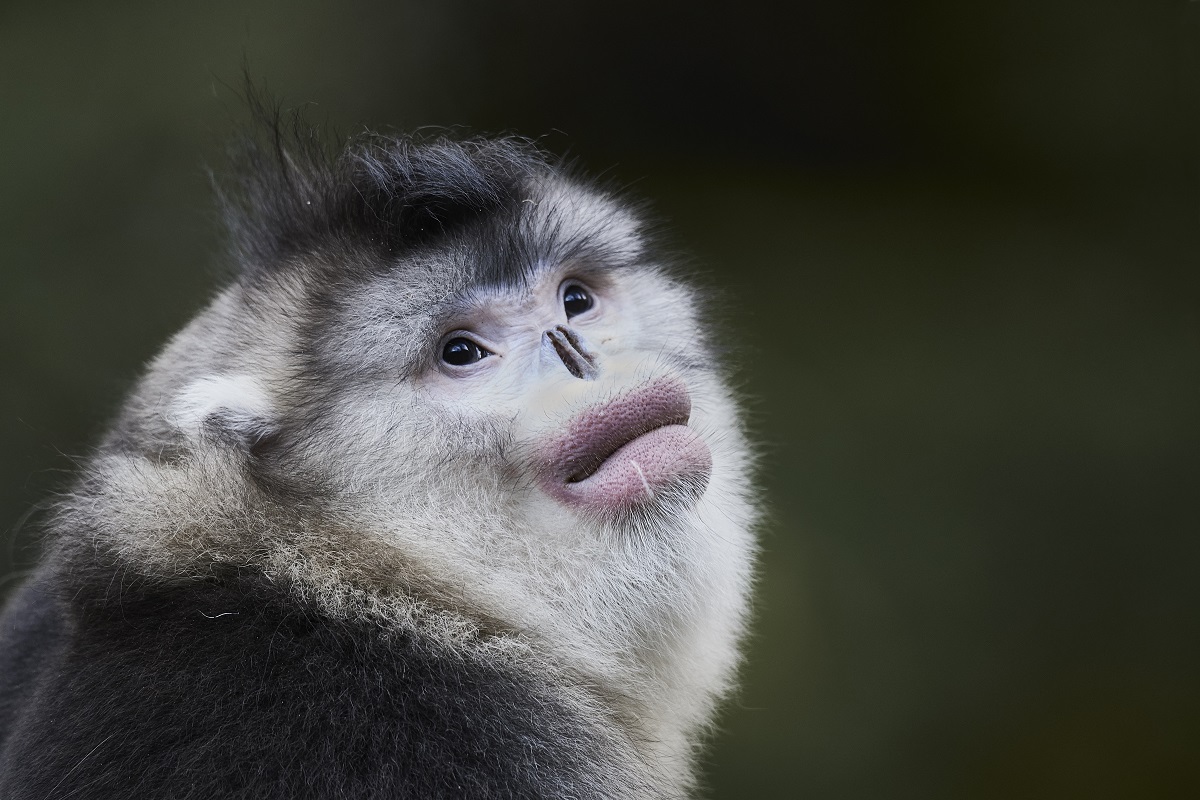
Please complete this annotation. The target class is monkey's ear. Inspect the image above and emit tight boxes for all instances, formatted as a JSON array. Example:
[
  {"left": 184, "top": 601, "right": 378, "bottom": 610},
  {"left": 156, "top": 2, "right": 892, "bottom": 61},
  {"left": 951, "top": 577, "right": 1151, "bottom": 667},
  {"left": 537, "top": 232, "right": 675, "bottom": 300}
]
[{"left": 168, "top": 375, "right": 278, "bottom": 457}]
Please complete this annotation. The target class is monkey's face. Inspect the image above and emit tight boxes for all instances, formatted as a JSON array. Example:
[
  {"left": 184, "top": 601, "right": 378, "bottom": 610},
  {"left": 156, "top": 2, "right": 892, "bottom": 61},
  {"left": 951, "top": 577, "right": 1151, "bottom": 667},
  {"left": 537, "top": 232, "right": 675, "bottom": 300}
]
[
  {"left": 416, "top": 267, "right": 713, "bottom": 517},
  {"left": 278, "top": 177, "right": 734, "bottom": 545},
  {"left": 303, "top": 260, "right": 725, "bottom": 531}
]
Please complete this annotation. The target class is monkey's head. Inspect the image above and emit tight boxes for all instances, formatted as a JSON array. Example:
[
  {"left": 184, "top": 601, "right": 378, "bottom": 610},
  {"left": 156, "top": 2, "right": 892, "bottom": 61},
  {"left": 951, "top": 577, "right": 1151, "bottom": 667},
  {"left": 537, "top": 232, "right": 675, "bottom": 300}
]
[{"left": 76, "top": 123, "right": 756, "bottom": 739}]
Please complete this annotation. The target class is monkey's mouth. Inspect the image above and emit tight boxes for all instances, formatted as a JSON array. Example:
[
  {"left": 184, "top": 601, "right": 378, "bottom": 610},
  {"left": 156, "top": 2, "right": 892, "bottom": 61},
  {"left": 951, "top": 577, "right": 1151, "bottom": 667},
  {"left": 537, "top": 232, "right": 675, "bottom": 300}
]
[{"left": 538, "top": 379, "right": 712, "bottom": 511}]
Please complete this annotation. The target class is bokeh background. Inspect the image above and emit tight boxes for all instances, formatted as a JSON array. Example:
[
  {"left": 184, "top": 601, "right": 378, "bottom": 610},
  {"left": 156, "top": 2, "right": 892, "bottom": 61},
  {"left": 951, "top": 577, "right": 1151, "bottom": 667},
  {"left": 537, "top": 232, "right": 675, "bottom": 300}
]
[{"left": 2, "top": 1, "right": 1198, "bottom": 797}]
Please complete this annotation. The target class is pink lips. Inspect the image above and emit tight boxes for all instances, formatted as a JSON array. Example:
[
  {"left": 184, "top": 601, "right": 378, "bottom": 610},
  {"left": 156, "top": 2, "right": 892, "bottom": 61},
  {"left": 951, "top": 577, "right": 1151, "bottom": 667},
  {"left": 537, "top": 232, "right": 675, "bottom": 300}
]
[{"left": 538, "top": 379, "right": 712, "bottom": 512}]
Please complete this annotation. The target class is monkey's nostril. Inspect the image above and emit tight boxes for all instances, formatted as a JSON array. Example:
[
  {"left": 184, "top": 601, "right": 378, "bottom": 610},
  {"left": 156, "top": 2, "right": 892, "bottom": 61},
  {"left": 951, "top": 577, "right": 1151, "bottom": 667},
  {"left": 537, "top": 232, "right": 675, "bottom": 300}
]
[
  {"left": 544, "top": 326, "right": 598, "bottom": 381},
  {"left": 556, "top": 325, "right": 581, "bottom": 351}
]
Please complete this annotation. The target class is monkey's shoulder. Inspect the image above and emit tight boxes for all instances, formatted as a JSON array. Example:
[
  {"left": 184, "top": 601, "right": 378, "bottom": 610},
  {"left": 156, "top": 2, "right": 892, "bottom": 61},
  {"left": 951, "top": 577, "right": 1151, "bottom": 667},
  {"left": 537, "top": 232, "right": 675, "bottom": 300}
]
[{"left": 0, "top": 556, "right": 642, "bottom": 799}]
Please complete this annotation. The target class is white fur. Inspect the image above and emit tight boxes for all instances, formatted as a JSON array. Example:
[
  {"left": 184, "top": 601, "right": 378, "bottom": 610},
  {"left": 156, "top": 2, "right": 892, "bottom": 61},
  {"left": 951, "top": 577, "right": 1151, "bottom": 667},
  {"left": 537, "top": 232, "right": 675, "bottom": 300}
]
[{"left": 168, "top": 374, "right": 271, "bottom": 435}]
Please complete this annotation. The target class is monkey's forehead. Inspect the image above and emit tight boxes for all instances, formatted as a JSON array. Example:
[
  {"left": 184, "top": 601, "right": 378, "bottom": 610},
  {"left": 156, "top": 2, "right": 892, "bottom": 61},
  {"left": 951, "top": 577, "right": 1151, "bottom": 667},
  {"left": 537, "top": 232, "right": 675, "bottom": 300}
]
[
  {"left": 238, "top": 168, "right": 647, "bottom": 282},
  {"left": 279, "top": 175, "right": 649, "bottom": 309},
  {"left": 443, "top": 176, "right": 647, "bottom": 288}
]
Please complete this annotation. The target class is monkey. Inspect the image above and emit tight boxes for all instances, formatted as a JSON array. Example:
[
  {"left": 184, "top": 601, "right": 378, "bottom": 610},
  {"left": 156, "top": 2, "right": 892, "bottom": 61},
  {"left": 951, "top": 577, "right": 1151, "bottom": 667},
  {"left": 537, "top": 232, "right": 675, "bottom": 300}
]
[{"left": 0, "top": 110, "right": 758, "bottom": 799}]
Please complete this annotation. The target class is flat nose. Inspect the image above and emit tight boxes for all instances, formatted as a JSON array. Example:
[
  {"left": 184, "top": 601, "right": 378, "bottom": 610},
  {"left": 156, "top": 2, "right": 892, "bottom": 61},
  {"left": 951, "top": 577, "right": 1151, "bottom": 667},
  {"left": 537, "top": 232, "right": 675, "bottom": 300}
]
[{"left": 542, "top": 325, "right": 599, "bottom": 380}]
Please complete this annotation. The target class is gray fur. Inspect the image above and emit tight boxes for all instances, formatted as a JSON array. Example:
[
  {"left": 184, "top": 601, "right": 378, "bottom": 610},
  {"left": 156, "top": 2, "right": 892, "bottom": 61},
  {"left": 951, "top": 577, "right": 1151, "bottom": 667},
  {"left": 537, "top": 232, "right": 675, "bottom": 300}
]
[{"left": 34, "top": 123, "right": 758, "bottom": 796}]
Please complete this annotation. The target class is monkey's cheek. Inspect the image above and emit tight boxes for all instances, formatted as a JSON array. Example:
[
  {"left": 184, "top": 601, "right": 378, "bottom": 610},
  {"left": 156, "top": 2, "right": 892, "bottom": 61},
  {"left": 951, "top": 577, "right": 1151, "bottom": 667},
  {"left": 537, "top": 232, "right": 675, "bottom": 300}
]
[{"left": 542, "top": 425, "right": 712, "bottom": 512}]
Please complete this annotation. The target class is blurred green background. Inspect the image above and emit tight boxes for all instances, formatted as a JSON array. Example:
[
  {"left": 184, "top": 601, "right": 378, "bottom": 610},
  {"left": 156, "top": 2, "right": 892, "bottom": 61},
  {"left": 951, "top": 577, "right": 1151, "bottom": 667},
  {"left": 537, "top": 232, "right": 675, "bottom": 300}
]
[{"left": 2, "top": 1, "right": 1198, "bottom": 797}]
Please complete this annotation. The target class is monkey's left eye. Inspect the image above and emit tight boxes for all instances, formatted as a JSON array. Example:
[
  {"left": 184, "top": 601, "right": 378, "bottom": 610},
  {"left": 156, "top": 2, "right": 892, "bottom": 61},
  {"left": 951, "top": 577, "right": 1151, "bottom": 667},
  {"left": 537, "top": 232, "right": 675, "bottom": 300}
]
[
  {"left": 441, "top": 337, "right": 492, "bottom": 366},
  {"left": 563, "top": 284, "right": 594, "bottom": 319}
]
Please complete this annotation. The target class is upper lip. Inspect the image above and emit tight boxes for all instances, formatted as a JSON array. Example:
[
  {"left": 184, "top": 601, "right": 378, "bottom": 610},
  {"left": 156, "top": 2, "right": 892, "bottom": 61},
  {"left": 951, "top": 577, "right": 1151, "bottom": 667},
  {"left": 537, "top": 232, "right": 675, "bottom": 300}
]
[{"left": 547, "top": 379, "right": 692, "bottom": 484}]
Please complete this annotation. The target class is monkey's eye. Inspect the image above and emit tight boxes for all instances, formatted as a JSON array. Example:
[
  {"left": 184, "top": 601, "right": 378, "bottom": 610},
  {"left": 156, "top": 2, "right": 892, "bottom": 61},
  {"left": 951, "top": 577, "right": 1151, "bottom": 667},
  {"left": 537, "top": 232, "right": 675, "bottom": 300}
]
[
  {"left": 441, "top": 337, "right": 492, "bottom": 366},
  {"left": 563, "top": 284, "right": 594, "bottom": 319}
]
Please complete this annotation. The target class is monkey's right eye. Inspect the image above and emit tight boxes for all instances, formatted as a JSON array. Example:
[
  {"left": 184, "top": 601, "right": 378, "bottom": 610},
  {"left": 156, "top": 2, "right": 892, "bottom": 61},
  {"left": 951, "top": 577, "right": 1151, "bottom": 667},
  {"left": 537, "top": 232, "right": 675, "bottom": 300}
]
[{"left": 441, "top": 337, "right": 492, "bottom": 367}]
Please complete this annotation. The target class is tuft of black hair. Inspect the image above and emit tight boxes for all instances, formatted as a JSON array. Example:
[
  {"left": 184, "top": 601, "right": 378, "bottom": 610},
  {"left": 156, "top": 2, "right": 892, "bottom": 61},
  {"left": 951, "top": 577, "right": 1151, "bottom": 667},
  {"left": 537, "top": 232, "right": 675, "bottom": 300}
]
[{"left": 215, "top": 94, "right": 551, "bottom": 275}]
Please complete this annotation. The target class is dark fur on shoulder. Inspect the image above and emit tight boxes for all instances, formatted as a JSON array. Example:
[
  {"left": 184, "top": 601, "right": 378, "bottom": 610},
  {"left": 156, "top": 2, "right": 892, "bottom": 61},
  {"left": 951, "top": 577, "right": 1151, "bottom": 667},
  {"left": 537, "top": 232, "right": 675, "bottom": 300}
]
[{"left": 0, "top": 546, "right": 644, "bottom": 799}]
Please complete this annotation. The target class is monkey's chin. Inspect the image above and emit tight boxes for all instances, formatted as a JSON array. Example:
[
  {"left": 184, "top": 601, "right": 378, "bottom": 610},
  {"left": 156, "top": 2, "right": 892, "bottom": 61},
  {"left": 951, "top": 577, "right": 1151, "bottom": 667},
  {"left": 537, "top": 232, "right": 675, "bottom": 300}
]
[{"left": 548, "top": 424, "right": 713, "bottom": 512}]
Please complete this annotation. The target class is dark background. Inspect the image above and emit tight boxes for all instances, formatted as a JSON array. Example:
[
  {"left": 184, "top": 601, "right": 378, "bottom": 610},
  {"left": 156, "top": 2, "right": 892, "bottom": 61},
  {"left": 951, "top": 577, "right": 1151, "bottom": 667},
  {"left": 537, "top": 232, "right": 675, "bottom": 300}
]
[{"left": 2, "top": 1, "right": 1198, "bottom": 797}]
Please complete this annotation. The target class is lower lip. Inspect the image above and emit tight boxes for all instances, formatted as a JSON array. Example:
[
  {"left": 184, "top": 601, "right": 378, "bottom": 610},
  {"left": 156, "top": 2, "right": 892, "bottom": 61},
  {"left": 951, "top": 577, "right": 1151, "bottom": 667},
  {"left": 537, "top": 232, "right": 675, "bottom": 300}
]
[{"left": 544, "top": 424, "right": 712, "bottom": 512}]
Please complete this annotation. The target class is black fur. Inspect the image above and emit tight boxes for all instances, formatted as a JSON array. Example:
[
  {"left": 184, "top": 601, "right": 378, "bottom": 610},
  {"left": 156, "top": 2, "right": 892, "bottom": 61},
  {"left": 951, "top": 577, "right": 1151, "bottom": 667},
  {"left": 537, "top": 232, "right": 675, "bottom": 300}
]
[
  {"left": 218, "top": 98, "right": 550, "bottom": 274},
  {"left": 0, "top": 546, "right": 640, "bottom": 799},
  {"left": 217, "top": 98, "right": 653, "bottom": 299}
]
